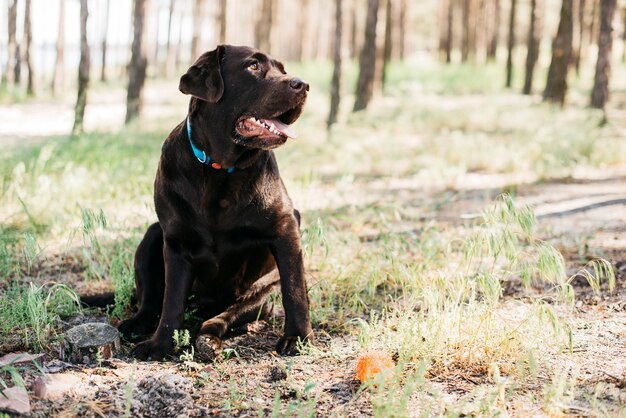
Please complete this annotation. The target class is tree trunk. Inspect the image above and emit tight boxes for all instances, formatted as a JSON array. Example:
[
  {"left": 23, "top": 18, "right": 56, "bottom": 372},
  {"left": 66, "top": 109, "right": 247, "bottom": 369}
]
[
  {"left": 126, "top": 0, "right": 149, "bottom": 124},
  {"left": 191, "top": 0, "right": 206, "bottom": 60},
  {"left": 52, "top": 0, "right": 65, "bottom": 95},
  {"left": 487, "top": 0, "right": 501, "bottom": 60},
  {"left": 621, "top": 8, "right": 626, "bottom": 62},
  {"left": 164, "top": 0, "right": 175, "bottom": 77},
  {"left": 101, "top": 0, "right": 111, "bottom": 82},
  {"left": 543, "top": 0, "right": 574, "bottom": 104},
  {"left": 218, "top": 0, "right": 227, "bottom": 44},
  {"left": 505, "top": 0, "right": 517, "bottom": 87},
  {"left": 523, "top": 0, "right": 541, "bottom": 94},
  {"left": 327, "top": 0, "right": 343, "bottom": 129},
  {"left": 23, "top": 0, "right": 34, "bottom": 95},
  {"left": 445, "top": 0, "right": 454, "bottom": 63},
  {"left": 353, "top": 0, "right": 379, "bottom": 111},
  {"left": 5, "top": 0, "right": 18, "bottom": 86},
  {"left": 590, "top": 0, "right": 617, "bottom": 109},
  {"left": 439, "top": 0, "right": 448, "bottom": 62},
  {"left": 461, "top": 0, "right": 471, "bottom": 62},
  {"left": 255, "top": 0, "right": 274, "bottom": 52},
  {"left": 589, "top": 0, "right": 599, "bottom": 45},
  {"left": 175, "top": 7, "right": 184, "bottom": 69},
  {"left": 397, "top": 0, "right": 406, "bottom": 59},
  {"left": 73, "top": 0, "right": 90, "bottom": 135},
  {"left": 350, "top": 0, "right": 358, "bottom": 59},
  {"left": 14, "top": 44, "right": 21, "bottom": 85},
  {"left": 152, "top": 2, "right": 161, "bottom": 69},
  {"left": 381, "top": 0, "right": 393, "bottom": 88},
  {"left": 575, "top": 0, "right": 587, "bottom": 72}
]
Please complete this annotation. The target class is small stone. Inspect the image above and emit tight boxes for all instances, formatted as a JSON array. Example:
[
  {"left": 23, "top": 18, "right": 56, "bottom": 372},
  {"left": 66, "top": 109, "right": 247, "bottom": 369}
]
[
  {"left": 62, "top": 322, "right": 120, "bottom": 364},
  {"left": 269, "top": 365, "right": 287, "bottom": 382}
]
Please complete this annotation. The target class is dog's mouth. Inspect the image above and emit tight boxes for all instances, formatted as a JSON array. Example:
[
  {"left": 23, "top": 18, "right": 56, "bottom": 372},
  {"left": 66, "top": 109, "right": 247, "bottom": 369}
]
[
  {"left": 235, "top": 116, "right": 296, "bottom": 140},
  {"left": 234, "top": 101, "right": 305, "bottom": 146}
]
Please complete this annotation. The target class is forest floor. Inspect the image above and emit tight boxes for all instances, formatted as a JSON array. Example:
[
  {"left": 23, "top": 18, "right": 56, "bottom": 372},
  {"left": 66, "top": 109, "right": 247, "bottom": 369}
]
[{"left": 1, "top": 60, "right": 626, "bottom": 416}]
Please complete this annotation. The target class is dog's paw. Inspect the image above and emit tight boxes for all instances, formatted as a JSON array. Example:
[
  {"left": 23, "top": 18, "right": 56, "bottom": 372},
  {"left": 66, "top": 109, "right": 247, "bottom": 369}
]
[
  {"left": 132, "top": 338, "right": 171, "bottom": 361},
  {"left": 196, "top": 334, "right": 223, "bottom": 361},
  {"left": 276, "top": 333, "right": 313, "bottom": 356}
]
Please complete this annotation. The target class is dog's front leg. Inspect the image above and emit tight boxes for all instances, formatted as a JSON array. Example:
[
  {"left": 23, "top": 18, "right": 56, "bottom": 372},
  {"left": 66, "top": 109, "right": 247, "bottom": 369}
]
[
  {"left": 133, "top": 238, "right": 193, "bottom": 360},
  {"left": 271, "top": 220, "right": 313, "bottom": 355}
]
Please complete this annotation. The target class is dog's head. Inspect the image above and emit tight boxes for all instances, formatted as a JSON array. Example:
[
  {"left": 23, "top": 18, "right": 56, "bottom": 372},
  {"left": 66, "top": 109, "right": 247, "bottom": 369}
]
[{"left": 179, "top": 45, "right": 308, "bottom": 150}]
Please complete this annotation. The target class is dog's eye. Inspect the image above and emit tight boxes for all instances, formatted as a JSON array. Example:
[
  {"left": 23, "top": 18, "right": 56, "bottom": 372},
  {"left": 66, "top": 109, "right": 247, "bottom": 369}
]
[{"left": 248, "top": 62, "right": 259, "bottom": 72}]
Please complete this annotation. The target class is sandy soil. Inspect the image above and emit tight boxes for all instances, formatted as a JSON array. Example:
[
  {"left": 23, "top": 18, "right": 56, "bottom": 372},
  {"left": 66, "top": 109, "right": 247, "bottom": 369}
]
[{"left": 1, "top": 87, "right": 625, "bottom": 417}]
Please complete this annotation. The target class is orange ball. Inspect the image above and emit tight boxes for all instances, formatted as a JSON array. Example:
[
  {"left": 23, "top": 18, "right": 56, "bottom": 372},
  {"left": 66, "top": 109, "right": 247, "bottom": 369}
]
[{"left": 356, "top": 350, "right": 394, "bottom": 382}]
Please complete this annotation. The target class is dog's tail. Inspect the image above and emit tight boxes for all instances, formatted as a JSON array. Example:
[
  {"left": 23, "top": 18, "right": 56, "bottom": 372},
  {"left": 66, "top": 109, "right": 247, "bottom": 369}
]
[
  {"left": 80, "top": 292, "right": 116, "bottom": 308},
  {"left": 80, "top": 292, "right": 138, "bottom": 308}
]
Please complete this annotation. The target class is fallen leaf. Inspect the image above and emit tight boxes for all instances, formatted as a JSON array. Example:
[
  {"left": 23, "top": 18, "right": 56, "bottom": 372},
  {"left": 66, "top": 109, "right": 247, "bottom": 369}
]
[
  {"left": 0, "top": 386, "right": 31, "bottom": 415},
  {"left": 0, "top": 352, "right": 44, "bottom": 367}
]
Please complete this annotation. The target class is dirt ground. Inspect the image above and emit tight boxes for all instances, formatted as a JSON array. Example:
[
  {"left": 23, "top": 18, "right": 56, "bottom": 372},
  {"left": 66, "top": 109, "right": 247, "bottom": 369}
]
[
  {"left": 1, "top": 85, "right": 625, "bottom": 417},
  {"left": 0, "top": 169, "right": 620, "bottom": 417}
]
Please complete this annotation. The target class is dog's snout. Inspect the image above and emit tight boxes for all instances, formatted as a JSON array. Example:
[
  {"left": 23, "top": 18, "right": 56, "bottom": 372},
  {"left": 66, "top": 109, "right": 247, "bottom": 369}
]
[{"left": 289, "top": 78, "right": 309, "bottom": 92}]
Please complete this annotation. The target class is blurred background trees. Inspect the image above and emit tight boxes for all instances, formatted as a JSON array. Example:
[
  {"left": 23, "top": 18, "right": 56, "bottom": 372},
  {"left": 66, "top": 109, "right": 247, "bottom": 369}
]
[{"left": 1, "top": 0, "right": 626, "bottom": 133}]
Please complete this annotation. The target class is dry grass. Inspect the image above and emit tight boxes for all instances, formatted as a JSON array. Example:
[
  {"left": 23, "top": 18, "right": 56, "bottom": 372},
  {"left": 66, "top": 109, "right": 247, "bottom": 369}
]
[{"left": 0, "top": 58, "right": 625, "bottom": 416}]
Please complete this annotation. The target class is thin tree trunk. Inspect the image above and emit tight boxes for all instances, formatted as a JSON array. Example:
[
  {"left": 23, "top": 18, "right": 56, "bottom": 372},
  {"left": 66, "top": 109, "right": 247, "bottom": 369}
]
[
  {"left": 487, "top": 0, "right": 501, "bottom": 60},
  {"left": 543, "top": 0, "right": 574, "bottom": 104},
  {"left": 590, "top": 0, "right": 617, "bottom": 109},
  {"left": 505, "top": 0, "right": 517, "bottom": 87},
  {"left": 52, "top": 0, "right": 65, "bottom": 95},
  {"left": 175, "top": 7, "right": 184, "bottom": 69},
  {"left": 589, "top": 0, "right": 599, "bottom": 45},
  {"left": 23, "top": 0, "right": 34, "bottom": 95},
  {"left": 350, "top": 0, "right": 358, "bottom": 59},
  {"left": 621, "top": 8, "right": 626, "bottom": 62},
  {"left": 126, "top": 0, "right": 149, "bottom": 124},
  {"left": 218, "top": 0, "right": 227, "bottom": 44},
  {"left": 381, "top": 0, "right": 392, "bottom": 88},
  {"left": 445, "top": 0, "right": 454, "bottom": 63},
  {"left": 152, "top": 2, "right": 161, "bottom": 68},
  {"left": 5, "top": 0, "right": 18, "bottom": 86},
  {"left": 191, "top": 0, "right": 206, "bottom": 60},
  {"left": 14, "top": 43, "right": 21, "bottom": 85},
  {"left": 523, "top": 0, "right": 540, "bottom": 94},
  {"left": 353, "top": 0, "right": 379, "bottom": 111},
  {"left": 398, "top": 0, "right": 406, "bottom": 59},
  {"left": 255, "top": 0, "right": 274, "bottom": 52},
  {"left": 101, "top": 0, "right": 110, "bottom": 82},
  {"left": 461, "top": 0, "right": 471, "bottom": 62},
  {"left": 575, "top": 0, "right": 587, "bottom": 72},
  {"left": 328, "top": 0, "right": 343, "bottom": 128},
  {"left": 164, "top": 0, "right": 175, "bottom": 77},
  {"left": 73, "top": 0, "right": 90, "bottom": 135},
  {"left": 439, "top": 0, "right": 449, "bottom": 62}
]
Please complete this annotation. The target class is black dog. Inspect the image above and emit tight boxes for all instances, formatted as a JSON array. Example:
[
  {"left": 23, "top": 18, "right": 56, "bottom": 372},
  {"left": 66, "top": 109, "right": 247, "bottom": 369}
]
[{"left": 117, "top": 45, "right": 313, "bottom": 360}]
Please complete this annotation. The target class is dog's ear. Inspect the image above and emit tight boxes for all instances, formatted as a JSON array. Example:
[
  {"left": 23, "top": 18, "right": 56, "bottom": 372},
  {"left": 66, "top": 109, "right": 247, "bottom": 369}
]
[{"left": 179, "top": 45, "right": 225, "bottom": 103}]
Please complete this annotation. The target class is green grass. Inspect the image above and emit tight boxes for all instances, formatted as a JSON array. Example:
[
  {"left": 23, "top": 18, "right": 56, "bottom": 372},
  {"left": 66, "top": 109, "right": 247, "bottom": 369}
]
[
  {"left": 0, "top": 281, "right": 81, "bottom": 350},
  {"left": 0, "top": 58, "right": 624, "bottom": 415}
]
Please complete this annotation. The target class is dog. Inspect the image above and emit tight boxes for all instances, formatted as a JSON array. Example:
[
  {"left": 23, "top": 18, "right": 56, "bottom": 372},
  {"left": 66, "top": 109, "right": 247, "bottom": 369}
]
[{"left": 117, "top": 45, "right": 313, "bottom": 360}]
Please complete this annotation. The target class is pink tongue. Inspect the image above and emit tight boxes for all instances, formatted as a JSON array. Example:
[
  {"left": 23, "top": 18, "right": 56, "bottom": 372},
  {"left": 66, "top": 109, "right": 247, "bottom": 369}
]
[{"left": 262, "top": 118, "right": 298, "bottom": 138}]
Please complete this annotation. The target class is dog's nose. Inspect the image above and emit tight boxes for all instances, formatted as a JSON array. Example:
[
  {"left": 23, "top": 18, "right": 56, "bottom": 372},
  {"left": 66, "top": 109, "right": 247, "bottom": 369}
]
[{"left": 289, "top": 78, "right": 309, "bottom": 92}]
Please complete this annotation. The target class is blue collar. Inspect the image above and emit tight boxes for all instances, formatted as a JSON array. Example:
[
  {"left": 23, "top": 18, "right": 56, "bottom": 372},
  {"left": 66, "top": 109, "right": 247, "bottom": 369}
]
[{"left": 186, "top": 116, "right": 235, "bottom": 173}]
